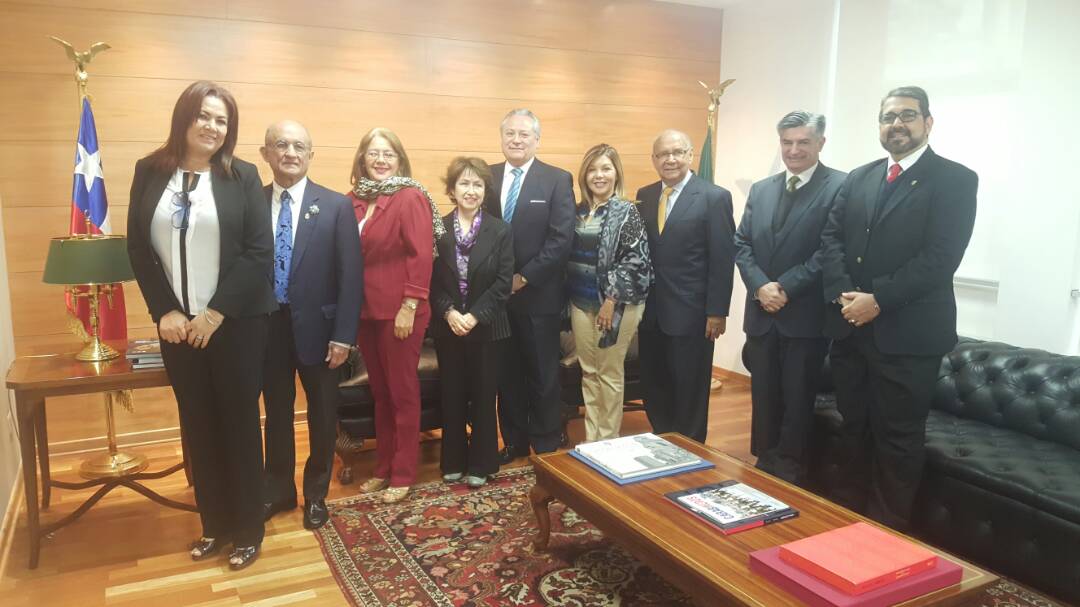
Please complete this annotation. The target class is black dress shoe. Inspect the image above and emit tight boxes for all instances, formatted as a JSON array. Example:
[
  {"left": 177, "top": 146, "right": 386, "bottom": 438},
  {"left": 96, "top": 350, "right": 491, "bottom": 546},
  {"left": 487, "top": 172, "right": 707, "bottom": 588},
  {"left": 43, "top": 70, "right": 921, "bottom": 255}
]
[
  {"left": 303, "top": 500, "right": 329, "bottom": 530},
  {"left": 228, "top": 544, "right": 260, "bottom": 571},
  {"left": 189, "top": 536, "right": 224, "bottom": 561},
  {"left": 262, "top": 496, "right": 297, "bottom": 521}
]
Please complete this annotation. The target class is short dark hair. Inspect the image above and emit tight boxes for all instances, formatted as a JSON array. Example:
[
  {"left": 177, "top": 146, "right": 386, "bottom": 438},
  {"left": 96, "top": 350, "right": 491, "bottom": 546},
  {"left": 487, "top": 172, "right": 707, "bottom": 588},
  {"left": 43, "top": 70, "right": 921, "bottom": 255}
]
[
  {"left": 776, "top": 111, "right": 826, "bottom": 138},
  {"left": 443, "top": 156, "right": 493, "bottom": 203},
  {"left": 881, "top": 86, "right": 931, "bottom": 118},
  {"left": 145, "top": 80, "right": 240, "bottom": 177}
]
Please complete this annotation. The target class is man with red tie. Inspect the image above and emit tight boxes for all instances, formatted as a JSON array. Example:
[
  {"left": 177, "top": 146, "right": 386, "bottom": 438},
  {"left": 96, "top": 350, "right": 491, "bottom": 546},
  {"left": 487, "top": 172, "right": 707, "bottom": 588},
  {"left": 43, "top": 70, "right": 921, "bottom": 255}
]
[{"left": 820, "top": 86, "right": 978, "bottom": 530}]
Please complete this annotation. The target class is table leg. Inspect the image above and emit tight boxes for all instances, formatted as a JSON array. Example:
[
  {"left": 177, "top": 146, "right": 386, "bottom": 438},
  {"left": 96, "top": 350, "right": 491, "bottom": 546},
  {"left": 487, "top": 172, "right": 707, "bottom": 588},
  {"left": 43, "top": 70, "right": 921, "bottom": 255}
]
[
  {"left": 35, "top": 406, "right": 51, "bottom": 510},
  {"left": 16, "top": 395, "right": 43, "bottom": 569},
  {"left": 529, "top": 483, "right": 555, "bottom": 551}
]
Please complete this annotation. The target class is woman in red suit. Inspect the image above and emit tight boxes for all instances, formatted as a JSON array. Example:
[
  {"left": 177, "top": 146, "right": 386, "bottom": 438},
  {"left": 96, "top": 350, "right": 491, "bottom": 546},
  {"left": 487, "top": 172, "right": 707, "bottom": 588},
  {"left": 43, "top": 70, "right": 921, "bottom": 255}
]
[{"left": 349, "top": 127, "right": 444, "bottom": 502}]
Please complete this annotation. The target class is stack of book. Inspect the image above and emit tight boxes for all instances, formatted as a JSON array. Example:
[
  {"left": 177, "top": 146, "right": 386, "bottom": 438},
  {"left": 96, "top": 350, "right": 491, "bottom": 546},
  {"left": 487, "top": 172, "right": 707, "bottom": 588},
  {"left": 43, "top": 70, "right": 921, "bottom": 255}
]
[
  {"left": 666, "top": 480, "right": 799, "bottom": 535},
  {"left": 569, "top": 433, "right": 714, "bottom": 484},
  {"left": 750, "top": 522, "right": 963, "bottom": 606},
  {"left": 126, "top": 339, "right": 163, "bottom": 369}
]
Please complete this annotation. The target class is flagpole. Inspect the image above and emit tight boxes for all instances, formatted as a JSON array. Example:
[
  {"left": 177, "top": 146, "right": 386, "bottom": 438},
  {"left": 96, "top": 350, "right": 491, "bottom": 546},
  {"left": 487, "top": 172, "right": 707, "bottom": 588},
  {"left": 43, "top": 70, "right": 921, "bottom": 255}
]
[{"left": 51, "top": 35, "right": 145, "bottom": 478}]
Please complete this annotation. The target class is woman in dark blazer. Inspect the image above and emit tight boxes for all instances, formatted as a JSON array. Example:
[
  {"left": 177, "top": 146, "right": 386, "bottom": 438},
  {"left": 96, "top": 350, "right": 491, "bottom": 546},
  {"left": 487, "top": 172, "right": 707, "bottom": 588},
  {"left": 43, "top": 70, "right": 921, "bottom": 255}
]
[
  {"left": 127, "top": 81, "right": 276, "bottom": 570},
  {"left": 430, "top": 157, "right": 513, "bottom": 487}
]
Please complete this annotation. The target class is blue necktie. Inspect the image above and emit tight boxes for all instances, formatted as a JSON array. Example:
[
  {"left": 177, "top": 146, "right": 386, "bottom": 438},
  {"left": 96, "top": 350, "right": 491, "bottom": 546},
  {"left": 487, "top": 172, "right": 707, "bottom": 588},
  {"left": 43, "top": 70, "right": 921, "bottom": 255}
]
[
  {"left": 503, "top": 167, "right": 523, "bottom": 223},
  {"left": 274, "top": 190, "right": 293, "bottom": 304}
]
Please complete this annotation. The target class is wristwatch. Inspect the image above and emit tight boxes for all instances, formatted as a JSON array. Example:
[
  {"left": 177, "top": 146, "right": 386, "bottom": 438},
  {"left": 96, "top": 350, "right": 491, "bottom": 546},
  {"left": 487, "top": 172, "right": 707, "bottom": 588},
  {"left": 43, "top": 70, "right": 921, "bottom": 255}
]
[{"left": 402, "top": 300, "right": 418, "bottom": 311}]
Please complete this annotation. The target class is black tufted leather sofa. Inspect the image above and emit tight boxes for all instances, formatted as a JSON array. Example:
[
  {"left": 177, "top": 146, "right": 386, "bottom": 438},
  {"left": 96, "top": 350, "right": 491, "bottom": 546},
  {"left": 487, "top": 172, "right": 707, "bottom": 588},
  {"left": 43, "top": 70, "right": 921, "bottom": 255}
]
[
  {"left": 334, "top": 332, "right": 644, "bottom": 484},
  {"left": 808, "top": 338, "right": 1080, "bottom": 604}
]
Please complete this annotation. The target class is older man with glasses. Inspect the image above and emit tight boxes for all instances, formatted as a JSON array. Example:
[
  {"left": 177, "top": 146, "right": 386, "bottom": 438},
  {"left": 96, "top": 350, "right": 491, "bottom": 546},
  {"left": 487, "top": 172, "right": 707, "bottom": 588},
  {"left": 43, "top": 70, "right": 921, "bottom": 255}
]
[
  {"left": 820, "top": 86, "right": 978, "bottom": 530},
  {"left": 636, "top": 129, "right": 735, "bottom": 444}
]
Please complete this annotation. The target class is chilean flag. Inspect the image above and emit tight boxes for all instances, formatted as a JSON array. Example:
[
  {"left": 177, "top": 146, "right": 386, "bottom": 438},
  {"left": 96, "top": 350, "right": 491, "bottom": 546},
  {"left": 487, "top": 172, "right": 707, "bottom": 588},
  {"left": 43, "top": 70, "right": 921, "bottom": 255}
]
[{"left": 68, "top": 97, "right": 127, "bottom": 341}]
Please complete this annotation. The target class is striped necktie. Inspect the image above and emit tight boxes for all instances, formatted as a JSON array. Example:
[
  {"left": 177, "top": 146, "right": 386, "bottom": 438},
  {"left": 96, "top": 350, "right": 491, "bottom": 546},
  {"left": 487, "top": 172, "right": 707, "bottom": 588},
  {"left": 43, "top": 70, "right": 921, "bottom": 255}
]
[{"left": 503, "top": 167, "right": 523, "bottom": 223}]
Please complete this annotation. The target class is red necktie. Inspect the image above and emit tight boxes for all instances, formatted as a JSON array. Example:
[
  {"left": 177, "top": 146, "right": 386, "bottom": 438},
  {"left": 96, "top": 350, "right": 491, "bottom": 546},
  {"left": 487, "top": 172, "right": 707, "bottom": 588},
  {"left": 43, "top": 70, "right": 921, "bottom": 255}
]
[{"left": 887, "top": 163, "right": 902, "bottom": 183}]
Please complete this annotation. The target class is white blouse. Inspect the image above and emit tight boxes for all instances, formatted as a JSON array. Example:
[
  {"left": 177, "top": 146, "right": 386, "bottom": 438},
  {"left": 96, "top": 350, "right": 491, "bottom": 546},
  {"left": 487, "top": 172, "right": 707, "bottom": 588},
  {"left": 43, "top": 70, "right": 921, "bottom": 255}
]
[{"left": 149, "top": 169, "right": 221, "bottom": 316}]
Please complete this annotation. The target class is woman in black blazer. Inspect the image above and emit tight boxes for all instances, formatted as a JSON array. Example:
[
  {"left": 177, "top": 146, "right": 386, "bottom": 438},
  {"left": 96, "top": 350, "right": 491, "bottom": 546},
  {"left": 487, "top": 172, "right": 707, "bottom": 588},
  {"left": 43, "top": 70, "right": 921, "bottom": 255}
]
[
  {"left": 430, "top": 157, "right": 514, "bottom": 487},
  {"left": 126, "top": 81, "right": 276, "bottom": 570}
]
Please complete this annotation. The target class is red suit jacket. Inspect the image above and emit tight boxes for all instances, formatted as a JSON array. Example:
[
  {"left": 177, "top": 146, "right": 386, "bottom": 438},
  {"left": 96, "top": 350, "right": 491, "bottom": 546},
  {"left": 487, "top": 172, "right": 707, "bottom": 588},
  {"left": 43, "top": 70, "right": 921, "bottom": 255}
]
[{"left": 350, "top": 187, "right": 433, "bottom": 321}]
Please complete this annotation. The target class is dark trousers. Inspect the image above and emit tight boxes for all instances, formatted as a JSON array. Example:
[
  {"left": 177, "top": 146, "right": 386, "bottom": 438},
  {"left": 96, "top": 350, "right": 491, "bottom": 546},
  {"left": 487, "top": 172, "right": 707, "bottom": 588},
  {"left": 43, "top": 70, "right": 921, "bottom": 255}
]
[
  {"left": 830, "top": 328, "right": 940, "bottom": 530},
  {"left": 160, "top": 315, "right": 267, "bottom": 546},
  {"left": 639, "top": 323, "right": 715, "bottom": 443},
  {"left": 497, "top": 310, "right": 562, "bottom": 454},
  {"left": 435, "top": 336, "right": 499, "bottom": 477},
  {"left": 262, "top": 307, "right": 339, "bottom": 504},
  {"left": 744, "top": 328, "right": 828, "bottom": 484}
]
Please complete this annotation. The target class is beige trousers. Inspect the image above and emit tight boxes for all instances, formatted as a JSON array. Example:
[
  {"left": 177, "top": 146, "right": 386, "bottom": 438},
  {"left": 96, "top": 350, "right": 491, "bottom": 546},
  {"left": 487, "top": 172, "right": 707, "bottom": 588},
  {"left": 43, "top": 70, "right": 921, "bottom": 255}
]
[{"left": 570, "top": 302, "right": 645, "bottom": 442}]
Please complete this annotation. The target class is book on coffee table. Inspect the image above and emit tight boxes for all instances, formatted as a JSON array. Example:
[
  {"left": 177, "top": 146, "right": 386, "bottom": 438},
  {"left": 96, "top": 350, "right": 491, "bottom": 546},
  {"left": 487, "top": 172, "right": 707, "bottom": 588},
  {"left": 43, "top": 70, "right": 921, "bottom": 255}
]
[
  {"left": 569, "top": 433, "right": 714, "bottom": 485},
  {"left": 750, "top": 545, "right": 962, "bottom": 607},
  {"left": 665, "top": 480, "right": 799, "bottom": 534},
  {"left": 779, "top": 522, "right": 937, "bottom": 595}
]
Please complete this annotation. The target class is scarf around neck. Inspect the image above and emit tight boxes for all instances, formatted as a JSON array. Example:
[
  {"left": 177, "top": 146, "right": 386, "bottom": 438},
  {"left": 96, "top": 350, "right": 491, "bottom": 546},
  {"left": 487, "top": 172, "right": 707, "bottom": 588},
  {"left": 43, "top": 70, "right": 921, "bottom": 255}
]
[
  {"left": 352, "top": 176, "right": 446, "bottom": 256},
  {"left": 453, "top": 210, "right": 483, "bottom": 300}
]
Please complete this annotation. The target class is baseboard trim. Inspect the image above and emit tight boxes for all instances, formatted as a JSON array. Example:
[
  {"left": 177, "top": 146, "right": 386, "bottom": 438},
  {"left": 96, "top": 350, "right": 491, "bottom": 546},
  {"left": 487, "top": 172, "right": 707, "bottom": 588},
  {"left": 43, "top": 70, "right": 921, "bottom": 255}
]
[
  {"left": 0, "top": 468, "right": 23, "bottom": 576},
  {"left": 712, "top": 365, "right": 750, "bottom": 387}
]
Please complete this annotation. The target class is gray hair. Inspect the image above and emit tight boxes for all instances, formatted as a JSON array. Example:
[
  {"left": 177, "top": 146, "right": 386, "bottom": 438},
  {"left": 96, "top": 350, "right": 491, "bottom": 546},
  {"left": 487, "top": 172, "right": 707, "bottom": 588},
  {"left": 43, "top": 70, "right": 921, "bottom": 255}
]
[
  {"left": 653, "top": 129, "right": 692, "bottom": 150},
  {"left": 500, "top": 108, "right": 541, "bottom": 138},
  {"left": 776, "top": 111, "right": 826, "bottom": 138}
]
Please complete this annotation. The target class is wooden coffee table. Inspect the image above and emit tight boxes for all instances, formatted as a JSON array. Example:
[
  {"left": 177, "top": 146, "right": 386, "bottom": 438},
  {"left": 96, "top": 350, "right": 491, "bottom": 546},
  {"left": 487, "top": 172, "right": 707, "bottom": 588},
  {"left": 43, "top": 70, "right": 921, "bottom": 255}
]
[{"left": 529, "top": 434, "right": 997, "bottom": 607}]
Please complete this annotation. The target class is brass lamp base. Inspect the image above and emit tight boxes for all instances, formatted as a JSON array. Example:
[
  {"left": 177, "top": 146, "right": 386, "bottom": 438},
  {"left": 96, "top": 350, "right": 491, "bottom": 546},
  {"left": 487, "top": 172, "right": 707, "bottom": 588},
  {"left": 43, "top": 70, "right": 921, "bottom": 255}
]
[
  {"left": 80, "top": 450, "right": 149, "bottom": 479},
  {"left": 75, "top": 337, "right": 120, "bottom": 362}
]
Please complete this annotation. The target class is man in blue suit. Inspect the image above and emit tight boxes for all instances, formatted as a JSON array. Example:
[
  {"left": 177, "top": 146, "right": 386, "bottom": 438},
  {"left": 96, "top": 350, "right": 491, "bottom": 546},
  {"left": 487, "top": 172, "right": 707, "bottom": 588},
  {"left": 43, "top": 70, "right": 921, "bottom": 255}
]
[
  {"left": 637, "top": 129, "right": 736, "bottom": 443},
  {"left": 483, "top": 109, "right": 575, "bottom": 461},
  {"left": 735, "top": 111, "right": 845, "bottom": 484},
  {"left": 259, "top": 120, "right": 363, "bottom": 529}
]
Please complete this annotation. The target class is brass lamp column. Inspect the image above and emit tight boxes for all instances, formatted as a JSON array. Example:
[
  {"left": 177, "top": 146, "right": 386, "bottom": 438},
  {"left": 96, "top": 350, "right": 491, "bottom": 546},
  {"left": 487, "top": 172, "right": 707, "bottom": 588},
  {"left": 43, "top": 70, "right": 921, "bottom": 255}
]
[{"left": 42, "top": 234, "right": 147, "bottom": 477}]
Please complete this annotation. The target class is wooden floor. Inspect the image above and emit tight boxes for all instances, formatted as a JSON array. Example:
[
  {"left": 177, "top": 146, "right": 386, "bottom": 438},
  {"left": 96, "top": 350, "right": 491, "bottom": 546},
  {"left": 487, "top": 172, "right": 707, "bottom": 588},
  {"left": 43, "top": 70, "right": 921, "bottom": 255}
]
[{"left": 0, "top": 377, "right": 752, "bottom": 606}]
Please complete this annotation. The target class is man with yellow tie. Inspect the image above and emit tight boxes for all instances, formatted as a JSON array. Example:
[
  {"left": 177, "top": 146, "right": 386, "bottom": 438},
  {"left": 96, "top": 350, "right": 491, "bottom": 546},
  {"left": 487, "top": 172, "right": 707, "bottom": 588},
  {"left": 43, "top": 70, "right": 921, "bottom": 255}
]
[{"left": 636, "top": 129, "right": 735, "bottom": 443}]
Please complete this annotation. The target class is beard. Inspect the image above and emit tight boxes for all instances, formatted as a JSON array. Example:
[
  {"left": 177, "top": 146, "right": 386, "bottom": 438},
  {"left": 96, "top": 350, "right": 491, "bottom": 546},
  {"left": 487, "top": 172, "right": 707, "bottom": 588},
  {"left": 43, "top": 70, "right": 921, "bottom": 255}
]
[{"left": 880, "top": 126, "right": 925, "bottom": 155}]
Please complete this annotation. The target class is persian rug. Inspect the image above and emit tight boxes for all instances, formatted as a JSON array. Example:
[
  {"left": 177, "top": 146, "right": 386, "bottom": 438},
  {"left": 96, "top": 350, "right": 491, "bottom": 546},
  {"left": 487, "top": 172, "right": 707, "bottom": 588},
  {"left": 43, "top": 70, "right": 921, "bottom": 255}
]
[{"left": 317, "top": 467, "right": 1065, "bottom": 607}]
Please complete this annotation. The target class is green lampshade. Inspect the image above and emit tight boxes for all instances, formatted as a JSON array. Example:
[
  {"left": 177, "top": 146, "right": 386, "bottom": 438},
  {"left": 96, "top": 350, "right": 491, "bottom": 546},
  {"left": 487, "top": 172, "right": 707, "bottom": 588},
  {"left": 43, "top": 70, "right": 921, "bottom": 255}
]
[{"left": 42, "top": 235, "right": 135, "bottom": 286}]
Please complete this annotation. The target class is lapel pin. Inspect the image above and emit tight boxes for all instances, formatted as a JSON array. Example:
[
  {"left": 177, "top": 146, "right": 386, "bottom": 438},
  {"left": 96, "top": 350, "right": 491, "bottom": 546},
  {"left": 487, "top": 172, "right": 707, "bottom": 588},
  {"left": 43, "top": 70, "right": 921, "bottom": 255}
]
[
  {"left": 305, "top": 205, "right": 320, "bottom": 220},
  {"left": 911, "top": 180, "right": 918, "bottom": 186}
]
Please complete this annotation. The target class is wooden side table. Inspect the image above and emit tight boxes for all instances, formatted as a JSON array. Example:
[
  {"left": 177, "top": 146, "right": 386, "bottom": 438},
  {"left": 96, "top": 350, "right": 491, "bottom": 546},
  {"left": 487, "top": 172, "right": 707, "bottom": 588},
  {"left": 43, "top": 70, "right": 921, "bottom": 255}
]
[{"left": 5, "top": 351, "right": 194, "bottom": 569}]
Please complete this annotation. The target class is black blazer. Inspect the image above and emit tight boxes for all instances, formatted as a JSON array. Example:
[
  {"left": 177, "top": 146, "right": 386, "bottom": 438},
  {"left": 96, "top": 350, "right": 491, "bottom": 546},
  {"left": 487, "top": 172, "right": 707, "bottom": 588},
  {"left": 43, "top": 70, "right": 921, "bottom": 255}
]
[
  {"left": 735, "top": 164, "right": 846, "bottom": 338},
  {"left": 127, "top": 156, "right": 277, "bottom": 323},
  {"left": 821, "top": 147, "right": 978, "bottom": 356},
  {"left": 430, "top": 211, "right": 514, "bottom": 342},
  {"left": 263, "top": 180, "right": 363, "bottom": 366},
  {"left": 483, "top": 159, "right": 575, "bottom": 316},
  {"left": 636, "top": 173, "right": 736, "bottom": 336}
]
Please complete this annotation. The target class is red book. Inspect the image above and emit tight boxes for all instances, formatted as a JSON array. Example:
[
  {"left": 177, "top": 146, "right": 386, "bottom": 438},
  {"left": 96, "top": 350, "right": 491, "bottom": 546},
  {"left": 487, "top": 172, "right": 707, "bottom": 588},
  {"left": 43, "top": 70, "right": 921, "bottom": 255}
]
[
  {"left": 778, "top": 523, "right": 937, "bottom": 595},
  {"left": 750, "top": 546, "right": 963, "bottom": 607}
]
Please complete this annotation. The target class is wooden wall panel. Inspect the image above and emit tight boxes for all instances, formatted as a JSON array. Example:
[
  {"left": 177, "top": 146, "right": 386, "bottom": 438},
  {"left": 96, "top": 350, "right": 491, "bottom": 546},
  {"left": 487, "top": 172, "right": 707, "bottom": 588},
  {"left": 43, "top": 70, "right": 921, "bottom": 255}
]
[{"left": 0, "top": 0, "right": 722, "bottom": 451}]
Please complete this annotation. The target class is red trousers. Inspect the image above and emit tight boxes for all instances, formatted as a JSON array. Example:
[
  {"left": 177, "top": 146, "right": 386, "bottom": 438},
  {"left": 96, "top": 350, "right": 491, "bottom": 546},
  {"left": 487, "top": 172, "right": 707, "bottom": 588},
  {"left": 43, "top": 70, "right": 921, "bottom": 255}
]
[{"left": 357, "top": 311, "right": 429, "bottom": 486}]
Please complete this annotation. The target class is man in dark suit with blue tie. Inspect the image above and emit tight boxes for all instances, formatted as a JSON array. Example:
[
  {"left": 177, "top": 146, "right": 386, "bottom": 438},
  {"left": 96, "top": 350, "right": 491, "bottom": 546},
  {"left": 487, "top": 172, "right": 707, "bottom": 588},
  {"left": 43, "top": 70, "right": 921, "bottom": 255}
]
[
  {"left": 483, "top": 109, "right": 575, "bottom": 461},
  {"left": 821, "top": 87, "right": 977, "bottom": 530},
  {"left": 259, "top": 121, "right": 363, "bottom": 529},
  {"left": 637, "top": 129, "right": 736, "bottom": 443},
  {"left": 735, "top": 111, "right": 846, "bottom": 484}
]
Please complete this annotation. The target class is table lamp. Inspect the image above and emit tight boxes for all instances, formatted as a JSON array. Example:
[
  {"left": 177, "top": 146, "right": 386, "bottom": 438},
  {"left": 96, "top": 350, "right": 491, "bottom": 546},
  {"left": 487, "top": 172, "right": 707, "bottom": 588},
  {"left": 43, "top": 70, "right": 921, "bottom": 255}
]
[{"left": 42, "top": 234, "right": 134, "bottom": 362}]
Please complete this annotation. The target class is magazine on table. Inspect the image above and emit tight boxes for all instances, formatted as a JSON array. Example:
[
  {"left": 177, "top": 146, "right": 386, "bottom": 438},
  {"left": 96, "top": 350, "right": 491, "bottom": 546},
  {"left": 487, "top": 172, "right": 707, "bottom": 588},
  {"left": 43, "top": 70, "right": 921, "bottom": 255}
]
[
  {"left": 666, "top": 480, "right": 799, "bottom": 534},
  {"left": 125, "top": 339, "right": 161, "bottom": 359},
  {"left": 570, "top": 433, "right": 714, "bottom": 484}
]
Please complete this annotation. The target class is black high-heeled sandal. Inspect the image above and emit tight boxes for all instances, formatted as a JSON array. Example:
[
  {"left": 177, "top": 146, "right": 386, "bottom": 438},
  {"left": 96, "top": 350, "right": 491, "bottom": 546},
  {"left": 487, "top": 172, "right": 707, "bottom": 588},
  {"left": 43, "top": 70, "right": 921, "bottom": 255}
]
[
  {"left": 189, "top": 537, "right": 223, "bottom": 561},
  {"left": 228, "top": 544, "right": 260, "bottom": 571}
]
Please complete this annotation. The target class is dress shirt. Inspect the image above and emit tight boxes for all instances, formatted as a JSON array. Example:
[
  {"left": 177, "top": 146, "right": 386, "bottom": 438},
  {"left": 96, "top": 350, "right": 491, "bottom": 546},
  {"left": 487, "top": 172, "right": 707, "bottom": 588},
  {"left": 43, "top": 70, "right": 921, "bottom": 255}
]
[
  {"left": 500, "top": 156, "right": 536, "bottom": 204},
  {"left": 784, "top": 162, "right": 819, "bottom": 191},
  {"left": 271, "top": 176, "right": 307, "bottom": 246},
  {"left": 149, "top": 169, "right": 220, "bottom": 316},
  {"left": 660, "top": 170, "right": 693, "bottom": 220},
  {"left": 887, "top": 142, "right": 929, "bottom": 176}
]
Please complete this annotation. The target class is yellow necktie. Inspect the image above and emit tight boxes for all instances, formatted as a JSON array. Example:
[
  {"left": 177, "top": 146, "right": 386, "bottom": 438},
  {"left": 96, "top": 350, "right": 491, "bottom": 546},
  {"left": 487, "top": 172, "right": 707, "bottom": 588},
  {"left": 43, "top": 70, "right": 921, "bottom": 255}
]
[{"left": 657, "top": 186, "right": 675, "bottom": 234}]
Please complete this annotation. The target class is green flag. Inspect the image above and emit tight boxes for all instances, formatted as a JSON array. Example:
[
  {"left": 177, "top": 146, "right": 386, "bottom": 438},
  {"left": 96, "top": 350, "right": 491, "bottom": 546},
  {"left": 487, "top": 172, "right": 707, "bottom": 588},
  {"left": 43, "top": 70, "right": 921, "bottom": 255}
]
[{"left": 697, "top": 127, "right": 714, "bottom": 184}]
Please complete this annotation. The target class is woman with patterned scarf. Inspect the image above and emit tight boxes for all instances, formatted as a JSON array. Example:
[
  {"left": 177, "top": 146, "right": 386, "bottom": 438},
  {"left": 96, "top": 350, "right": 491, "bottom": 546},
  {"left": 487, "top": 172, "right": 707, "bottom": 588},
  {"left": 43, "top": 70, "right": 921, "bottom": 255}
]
[
  {"left": 429, "top": 157, "right": 514, "bottom": 488},
  {"left": 348, "top": 127, "right": 445, "bottom": 503},
  {"left": 567, "top": 144, "right": 653, "bottom": 442}
]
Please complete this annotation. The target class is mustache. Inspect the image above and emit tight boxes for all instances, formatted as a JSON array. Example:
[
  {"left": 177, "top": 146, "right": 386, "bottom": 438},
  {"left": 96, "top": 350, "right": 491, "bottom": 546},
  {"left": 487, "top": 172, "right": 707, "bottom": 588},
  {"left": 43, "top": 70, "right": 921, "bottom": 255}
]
[{"left": 888, "top": 127, "right": 910, "bottom": 137}]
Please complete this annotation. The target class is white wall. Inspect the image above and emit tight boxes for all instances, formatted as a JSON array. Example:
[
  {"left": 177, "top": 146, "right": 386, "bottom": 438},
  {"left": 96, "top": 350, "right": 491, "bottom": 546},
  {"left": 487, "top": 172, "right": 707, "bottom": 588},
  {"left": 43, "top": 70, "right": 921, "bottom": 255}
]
[
  {"left": 0, "top": 198, "right": 22, "bottom": 530},
  {"left": 713, "top": 0, "right": 1080, "bottom": 370}
]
